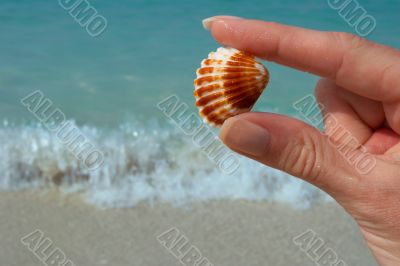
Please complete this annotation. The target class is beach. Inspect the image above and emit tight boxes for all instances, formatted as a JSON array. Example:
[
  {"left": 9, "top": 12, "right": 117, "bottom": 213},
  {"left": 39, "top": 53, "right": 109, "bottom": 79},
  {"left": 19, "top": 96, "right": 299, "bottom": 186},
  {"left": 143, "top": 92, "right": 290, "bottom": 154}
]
[
  {"left": 1, "top": 1, "right": 399, "bottom": 265},
  {"left": 1, "top": 191, "right": 376, "bottom": 266}
]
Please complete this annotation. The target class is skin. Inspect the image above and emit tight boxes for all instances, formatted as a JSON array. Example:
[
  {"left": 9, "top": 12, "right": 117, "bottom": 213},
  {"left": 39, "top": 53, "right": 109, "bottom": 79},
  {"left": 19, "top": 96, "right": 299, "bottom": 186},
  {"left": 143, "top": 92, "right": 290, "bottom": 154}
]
[{"left": 203, "top": 16, "right": 400, "bottom": 265}]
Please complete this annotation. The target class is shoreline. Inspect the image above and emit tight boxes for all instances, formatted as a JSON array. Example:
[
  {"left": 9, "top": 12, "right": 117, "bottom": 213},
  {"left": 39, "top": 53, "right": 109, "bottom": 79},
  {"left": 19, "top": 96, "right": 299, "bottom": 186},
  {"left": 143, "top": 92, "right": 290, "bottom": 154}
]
[{"left": 0, "top": 190, "right": 376, "bottom": 266}]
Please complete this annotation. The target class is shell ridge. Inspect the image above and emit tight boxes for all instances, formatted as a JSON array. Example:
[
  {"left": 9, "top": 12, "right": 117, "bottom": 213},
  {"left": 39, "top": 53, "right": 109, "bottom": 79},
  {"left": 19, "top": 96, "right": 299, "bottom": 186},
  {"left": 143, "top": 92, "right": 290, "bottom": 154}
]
[{"left": 194, "top": 47, "right": 269, "bottom": 127}]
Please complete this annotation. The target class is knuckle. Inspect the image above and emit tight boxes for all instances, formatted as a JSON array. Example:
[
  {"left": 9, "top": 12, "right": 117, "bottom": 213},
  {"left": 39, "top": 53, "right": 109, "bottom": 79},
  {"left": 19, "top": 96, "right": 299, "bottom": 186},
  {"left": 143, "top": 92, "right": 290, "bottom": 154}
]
[
  {"left": 330, "top": 32, "right": 366, "bottom": 48},
  {"left": 314, "top": 78, "right": 338, "bottom": 102},
  {"left": 330, "top": 32, "right": 369, "bottom": 79},
  {"left": 329, "top": 32, "right": 372, "bottom": 79},
  {"left": 279, "top": 128, "right": 325, "bottom": 183}
]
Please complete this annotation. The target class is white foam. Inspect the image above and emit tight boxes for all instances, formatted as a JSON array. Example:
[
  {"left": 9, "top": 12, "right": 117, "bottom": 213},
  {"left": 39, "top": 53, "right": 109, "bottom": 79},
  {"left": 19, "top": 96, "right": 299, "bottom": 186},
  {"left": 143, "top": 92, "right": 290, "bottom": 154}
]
[{"left": 0, "top": 121, "right": 329, "bottom": 209}]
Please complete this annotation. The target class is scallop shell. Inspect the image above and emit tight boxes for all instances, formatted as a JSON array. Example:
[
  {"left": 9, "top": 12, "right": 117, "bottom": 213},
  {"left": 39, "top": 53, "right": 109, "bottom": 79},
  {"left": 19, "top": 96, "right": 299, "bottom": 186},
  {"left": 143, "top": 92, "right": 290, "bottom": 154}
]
[{"left": 194, "top": 47, "right": 269, "bottom": 127}]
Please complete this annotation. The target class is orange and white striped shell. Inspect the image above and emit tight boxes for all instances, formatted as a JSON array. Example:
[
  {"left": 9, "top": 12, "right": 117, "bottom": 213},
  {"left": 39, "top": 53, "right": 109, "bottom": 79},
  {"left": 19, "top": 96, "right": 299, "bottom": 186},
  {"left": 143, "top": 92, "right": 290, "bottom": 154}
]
[{"left": 194, "top": 47, "right": 269, "bottom": 127}]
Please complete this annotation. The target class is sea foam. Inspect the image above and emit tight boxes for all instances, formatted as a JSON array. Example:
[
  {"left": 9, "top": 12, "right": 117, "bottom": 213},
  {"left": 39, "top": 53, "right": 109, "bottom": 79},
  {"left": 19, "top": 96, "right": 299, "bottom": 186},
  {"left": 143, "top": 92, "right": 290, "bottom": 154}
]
[{"left": 0, "top": 120, "right": 329, "bottom": 209}]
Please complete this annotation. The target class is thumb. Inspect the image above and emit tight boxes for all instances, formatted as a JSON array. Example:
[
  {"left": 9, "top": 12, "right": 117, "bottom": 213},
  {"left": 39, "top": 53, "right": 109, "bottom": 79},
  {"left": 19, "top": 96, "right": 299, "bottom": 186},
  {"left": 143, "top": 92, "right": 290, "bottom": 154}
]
[{"left": 219, "top": 112, "right": 358, "bottom": 195}]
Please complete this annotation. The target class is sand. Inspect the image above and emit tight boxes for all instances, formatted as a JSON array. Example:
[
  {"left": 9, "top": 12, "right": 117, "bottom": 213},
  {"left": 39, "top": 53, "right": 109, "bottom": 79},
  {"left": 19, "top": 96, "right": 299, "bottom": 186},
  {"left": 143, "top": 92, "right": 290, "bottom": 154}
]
[{"left": 0, "top": 190, "right": 377, "bottom": 266}]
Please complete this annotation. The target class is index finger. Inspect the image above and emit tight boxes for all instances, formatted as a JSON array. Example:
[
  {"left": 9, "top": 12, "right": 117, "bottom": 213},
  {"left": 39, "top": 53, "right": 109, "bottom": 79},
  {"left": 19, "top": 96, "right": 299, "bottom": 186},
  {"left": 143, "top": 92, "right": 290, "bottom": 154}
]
[{"left": 205, "top": 17, "right": 400, "bottom": 102}]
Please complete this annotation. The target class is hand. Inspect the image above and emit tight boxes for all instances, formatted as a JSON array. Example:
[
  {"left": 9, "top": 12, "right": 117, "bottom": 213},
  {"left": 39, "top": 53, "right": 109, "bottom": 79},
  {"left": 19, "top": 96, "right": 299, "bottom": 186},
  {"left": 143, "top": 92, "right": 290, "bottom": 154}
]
[{"left": 204, "top": 16, "right": 400, "bottom": 265}]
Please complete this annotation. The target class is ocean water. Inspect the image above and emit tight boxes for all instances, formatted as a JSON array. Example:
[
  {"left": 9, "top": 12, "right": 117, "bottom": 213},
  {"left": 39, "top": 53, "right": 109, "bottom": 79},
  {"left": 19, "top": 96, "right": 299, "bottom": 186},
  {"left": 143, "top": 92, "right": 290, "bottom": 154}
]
[{"left": 1, "top": 0, "right": 399, "bottom": 208}]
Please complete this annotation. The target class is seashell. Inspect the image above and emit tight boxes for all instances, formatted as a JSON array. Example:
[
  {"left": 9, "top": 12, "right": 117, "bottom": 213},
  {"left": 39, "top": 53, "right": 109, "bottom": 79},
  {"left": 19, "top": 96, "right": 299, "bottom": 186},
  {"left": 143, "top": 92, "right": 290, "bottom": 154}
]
[{"left": 194, "top": 47, "right": 269, "bottom": 127}]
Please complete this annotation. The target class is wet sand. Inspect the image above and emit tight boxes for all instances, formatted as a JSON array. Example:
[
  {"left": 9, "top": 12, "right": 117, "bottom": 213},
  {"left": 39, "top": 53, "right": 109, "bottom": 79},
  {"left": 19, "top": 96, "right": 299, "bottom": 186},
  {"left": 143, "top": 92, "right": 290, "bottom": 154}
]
[{"left": 0, "top": 191, "right": 377, "bottom": 266}]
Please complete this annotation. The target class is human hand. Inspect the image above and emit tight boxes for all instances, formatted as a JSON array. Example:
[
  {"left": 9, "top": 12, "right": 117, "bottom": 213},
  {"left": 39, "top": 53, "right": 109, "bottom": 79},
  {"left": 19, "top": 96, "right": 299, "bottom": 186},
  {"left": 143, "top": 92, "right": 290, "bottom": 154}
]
[{"left": 203, "top": 16, "right": 400, "bottom": 265}]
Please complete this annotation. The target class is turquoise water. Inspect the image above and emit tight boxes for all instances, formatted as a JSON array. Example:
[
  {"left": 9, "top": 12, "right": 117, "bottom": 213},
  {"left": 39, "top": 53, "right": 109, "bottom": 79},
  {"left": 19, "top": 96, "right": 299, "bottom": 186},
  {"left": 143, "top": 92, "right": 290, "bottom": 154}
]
[{"left": 1, "top": 0, "right": 399, "bottom": 207}]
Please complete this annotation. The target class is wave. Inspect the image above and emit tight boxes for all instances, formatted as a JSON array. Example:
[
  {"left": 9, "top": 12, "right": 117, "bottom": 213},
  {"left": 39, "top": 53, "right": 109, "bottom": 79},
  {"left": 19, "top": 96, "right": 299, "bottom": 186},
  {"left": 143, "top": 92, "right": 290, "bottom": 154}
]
[{"left": 0, "top": 120, "right": 329, "bottom": 209}]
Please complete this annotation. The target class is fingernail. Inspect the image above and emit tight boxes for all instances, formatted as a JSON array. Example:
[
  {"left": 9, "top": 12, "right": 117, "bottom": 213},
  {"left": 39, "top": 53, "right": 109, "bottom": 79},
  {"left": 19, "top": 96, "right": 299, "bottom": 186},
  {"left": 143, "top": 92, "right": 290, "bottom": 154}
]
[
  {"left": 202, "top": 16, "right": 243, "bottom": 31},
  {"left": 219, "top": 117, "right": 270, "bottom": 157}
]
